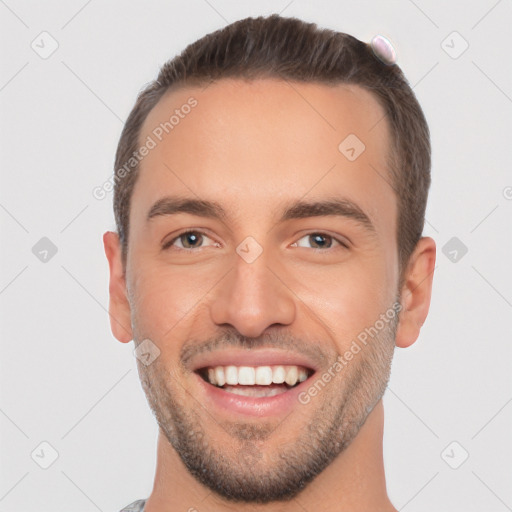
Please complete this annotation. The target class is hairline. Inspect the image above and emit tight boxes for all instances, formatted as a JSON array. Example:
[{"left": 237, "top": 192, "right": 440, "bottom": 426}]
[{"left": 122, "top": 77, "right": 402, "bottom": 273}]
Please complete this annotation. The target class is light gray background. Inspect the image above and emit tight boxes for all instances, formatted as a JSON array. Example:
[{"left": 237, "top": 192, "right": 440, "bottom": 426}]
[{"left": 1, "top": 1, "right": 511, "bottom": 511}]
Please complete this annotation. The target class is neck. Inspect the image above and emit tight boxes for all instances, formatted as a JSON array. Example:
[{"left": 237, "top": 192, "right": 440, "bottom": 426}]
[{"left": 144, "top": 399, "right": 396, "bottom": 512}]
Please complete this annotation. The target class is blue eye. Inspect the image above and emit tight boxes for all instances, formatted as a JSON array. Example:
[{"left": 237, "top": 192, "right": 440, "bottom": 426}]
[
  {"left": 163, "top": 230, "right": 217, "bottom": 250},
  {"left": 162, "top": 231, "right": 347, "bottom": 252},
  {"left": 293, "top": 233, "right": 346, "bottom": 249}
]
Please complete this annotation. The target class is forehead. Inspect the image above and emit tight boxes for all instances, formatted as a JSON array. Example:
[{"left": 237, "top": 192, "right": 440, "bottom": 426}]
[{"left": 133, "top": 78, "right": 396, "bottom": 236}]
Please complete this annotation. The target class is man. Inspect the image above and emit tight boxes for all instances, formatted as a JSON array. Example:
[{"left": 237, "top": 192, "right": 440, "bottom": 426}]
[{"left": 104, "top": 14, "right": 436, "bottom": 512}]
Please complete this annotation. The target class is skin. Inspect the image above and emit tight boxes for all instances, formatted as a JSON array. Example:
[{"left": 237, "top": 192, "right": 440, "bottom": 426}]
[{"left": 104, "top": 78, "right": 436, "bottom": 511}]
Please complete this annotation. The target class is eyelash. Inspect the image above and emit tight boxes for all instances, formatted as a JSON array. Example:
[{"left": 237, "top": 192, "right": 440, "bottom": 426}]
[
  {"left": 162, "top": 230, "right": 219, "bottom": 251},
  {"left": 162, "top": 230, "right": 349, "bottom": 251}
]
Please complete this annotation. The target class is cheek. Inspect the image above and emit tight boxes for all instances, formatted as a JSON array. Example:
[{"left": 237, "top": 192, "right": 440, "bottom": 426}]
[
  {"left": 294, "top": 256, "right": 392, "bottom": 344},
  {"left": 129, "top": 261, "right": 220, "bottom": 339}
]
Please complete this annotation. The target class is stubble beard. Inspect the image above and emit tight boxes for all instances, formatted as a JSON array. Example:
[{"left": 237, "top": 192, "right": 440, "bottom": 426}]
[{"left": 135, "top": 309, "right": 398, "bottom": 504}]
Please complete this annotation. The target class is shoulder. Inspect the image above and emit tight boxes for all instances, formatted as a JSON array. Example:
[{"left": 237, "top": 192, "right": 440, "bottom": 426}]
[{"left": 119, "top": 498, "right": 147, "bottom": 511}]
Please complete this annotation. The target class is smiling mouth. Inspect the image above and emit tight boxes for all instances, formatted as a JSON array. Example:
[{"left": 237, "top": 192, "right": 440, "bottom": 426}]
[{"left": 196, "top": 364, "right": 315, "bottom": 397}]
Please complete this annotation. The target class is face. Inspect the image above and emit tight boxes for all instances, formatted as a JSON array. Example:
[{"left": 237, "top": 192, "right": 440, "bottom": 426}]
[{"left": 121, "top": 79, "right": 402, "bottom": 502}]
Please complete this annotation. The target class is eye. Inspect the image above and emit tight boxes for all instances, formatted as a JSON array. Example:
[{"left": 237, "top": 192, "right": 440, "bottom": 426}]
[
  {"left": 291, "top": 233, "right": 347, "bottom": 249},
  {"left": 163, "top": 230, "right": 219, "bottom": 250}
]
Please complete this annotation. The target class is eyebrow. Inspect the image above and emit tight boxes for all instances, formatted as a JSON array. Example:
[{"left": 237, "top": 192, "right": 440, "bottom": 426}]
[
  {"left": 281, "top": 198, "right": 376, "bottom": 234},
  {"left": 147, "top": 197, "right": 227, "bottom": 222},
  {"left": 146, "top": 196, "right": 376, "bottom": 234}
]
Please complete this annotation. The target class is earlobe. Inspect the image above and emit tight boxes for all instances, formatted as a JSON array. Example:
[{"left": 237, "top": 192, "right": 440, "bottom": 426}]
[
  {"left": 103, "top": 231, "right": 133, "bottom": 343},
  {"left": 395, "top": 236, "right": 436, "bottom": 348}
]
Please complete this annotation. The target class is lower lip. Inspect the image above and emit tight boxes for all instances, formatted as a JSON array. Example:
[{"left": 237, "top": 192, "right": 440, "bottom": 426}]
[{"left": 193, "top": 372, "right": 314, "bottom": 418}]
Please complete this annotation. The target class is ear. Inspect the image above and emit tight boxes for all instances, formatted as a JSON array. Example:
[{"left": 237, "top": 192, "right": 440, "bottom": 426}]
[
  {"left": 103, "top": 231, "right": 133, "bottom": 343},
  {"left": 395, "top": 236, "right": 436, "bottom": 348}
]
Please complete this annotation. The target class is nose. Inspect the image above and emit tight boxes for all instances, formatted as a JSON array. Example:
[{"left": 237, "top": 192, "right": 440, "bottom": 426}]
[{"left": 209, "top": 252, "right": 296, "bottom": 338}]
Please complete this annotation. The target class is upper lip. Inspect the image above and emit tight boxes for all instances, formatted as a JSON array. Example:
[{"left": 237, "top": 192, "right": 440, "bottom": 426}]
[{"left": 189, "top": 348, "right": 320, "bottom": 373}]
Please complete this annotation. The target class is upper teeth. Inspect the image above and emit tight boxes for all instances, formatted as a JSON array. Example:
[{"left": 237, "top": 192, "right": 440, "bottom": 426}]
[{"left": 206, "top": 365, "right": 310, "bottom": 387}]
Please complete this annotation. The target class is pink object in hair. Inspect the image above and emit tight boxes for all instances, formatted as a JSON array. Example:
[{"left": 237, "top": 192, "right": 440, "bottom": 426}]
[{"left": 370, "top": 35, "right": 397, "bottom": 65}]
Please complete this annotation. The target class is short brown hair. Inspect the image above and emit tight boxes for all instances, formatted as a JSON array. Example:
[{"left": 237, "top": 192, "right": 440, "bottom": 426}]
[{"left": 113, "top": 14, "right": 431, "bottom": 280}]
